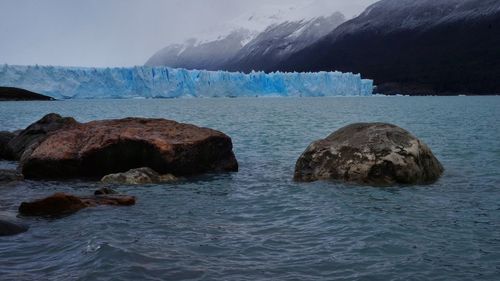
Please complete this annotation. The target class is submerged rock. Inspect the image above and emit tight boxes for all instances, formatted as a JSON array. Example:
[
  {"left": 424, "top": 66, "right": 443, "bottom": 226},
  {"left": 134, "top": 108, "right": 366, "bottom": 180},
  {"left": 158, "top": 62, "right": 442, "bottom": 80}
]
[
  {"left": 101, "top": 167, "right": 178, "bottom": 185},
  {"left": 294, "top": 123, "right": 444, "bottom": 185},
  {"left": 0, "top": 216, "right": 29, "bottom": 236},
  {"left": 94, "top": 187, "right": 118, "bottom": 195},
  {"left": 19, "top": 193, "right": 87, "bottom": 216},
  {"left": 0, "top": 131, "right": 16, "bottom": 160},
  {"left": 18, "top": 192, "right": 135, "bottom": 217},
  {"left": 7, "top": 113, "right": 77, "bottom": 161},
  {"left": 0, "top": 169, "right": 23, "bottom": 182},
  {"left": 80, "top": 195, "right": 136, "bottom": 207},
  {"left": 21, "top": 117, "right": 238, "bottom": 180}
]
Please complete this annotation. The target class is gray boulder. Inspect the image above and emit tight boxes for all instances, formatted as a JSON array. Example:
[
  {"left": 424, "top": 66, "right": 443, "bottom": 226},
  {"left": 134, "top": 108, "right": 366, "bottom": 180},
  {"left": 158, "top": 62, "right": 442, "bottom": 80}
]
[
  {"left": 101, "top": 167, "right": 178, "bottom": 185},
  {"left": 294, "top": 123, "right": 444, "bottom": 185}
]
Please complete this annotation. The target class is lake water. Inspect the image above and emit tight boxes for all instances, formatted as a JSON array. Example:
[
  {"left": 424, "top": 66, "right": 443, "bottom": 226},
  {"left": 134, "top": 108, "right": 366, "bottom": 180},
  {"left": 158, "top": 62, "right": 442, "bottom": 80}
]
[{"left": 0, "top": 97, "right": 499, "bottom": 280}]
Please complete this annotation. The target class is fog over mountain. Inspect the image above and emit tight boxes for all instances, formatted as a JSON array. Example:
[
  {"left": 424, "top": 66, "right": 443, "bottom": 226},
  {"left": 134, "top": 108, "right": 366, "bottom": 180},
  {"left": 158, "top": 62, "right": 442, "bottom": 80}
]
[
  {"left": 224, "top": 12, "right": 346, "bottom": 72},
  {"left": 0, "top": 0, "right": 376, "bottom": 67},
  {"left": 145, "top": 29, "right": 254, "bottom": 70},
  {"left": 146, "top": 10, "right": 346, "bottom": 71}
]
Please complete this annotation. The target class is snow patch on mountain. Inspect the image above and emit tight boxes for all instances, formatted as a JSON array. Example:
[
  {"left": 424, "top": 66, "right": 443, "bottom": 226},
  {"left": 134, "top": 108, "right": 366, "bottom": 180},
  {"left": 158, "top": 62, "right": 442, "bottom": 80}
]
[
  {"left": 146, "top": 0, "right": 347, "bottom": 70},
  {"left": 336, "top": 0, "right": 500, "bottom": 36},
  {"left": 195, "top": 0, "right": 345, "bottom": 44}
]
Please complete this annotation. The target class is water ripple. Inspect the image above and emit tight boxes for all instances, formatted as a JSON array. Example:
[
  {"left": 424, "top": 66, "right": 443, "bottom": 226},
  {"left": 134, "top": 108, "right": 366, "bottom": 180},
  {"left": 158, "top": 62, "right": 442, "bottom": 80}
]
[{"left": 0, "top": 97, "right": 499, "bottom": 280}]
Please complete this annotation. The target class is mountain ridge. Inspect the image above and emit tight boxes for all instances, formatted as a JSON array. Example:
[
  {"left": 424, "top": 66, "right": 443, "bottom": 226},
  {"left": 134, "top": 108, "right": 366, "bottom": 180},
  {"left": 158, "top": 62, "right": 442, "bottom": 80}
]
[
  {"left": 276, "top": 0, "right": 500, "bottom": 95},
  {"left": 146, "top": 0, "right": 500, "bottom": 95},
  {"left": 145, "top": 0, "right": 347, "bottom": 72},
  {"left": 145, "top": 29, "right": 253, "bottom": 70},
  {"left": 225, "top": 12, "right": 345, "bottom": 73}
]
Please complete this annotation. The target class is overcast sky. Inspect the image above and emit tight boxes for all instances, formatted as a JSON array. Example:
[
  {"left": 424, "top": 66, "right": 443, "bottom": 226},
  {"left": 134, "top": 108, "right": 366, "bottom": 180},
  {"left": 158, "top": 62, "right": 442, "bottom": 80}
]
[{"left": 0, "top": 0, "right": 377, "bottom": 67}]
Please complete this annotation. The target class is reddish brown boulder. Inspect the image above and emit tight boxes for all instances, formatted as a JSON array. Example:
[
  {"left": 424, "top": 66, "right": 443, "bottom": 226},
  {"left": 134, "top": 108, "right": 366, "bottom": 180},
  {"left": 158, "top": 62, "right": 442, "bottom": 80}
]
[
  {"left": 21, "top": 117, "right": 238, "bottom": 180},
  {"left": 18, "top": 192, "right": 136, "bottom": 217}
]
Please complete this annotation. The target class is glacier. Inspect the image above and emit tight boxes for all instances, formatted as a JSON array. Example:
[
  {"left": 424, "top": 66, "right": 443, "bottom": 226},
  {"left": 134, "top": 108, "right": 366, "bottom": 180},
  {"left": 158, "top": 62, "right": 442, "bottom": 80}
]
[{"left": 0, "top": 65, "right": 373, "bottom": 99}]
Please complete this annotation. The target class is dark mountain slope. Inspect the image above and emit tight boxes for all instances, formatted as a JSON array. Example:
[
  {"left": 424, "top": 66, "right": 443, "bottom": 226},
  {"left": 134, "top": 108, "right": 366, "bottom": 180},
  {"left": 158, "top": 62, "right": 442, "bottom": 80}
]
[
  {"left": 145, "top": 12, "right": 345, "bottom": 72},
  {"left": 276, "top": 0, "right": 500, "bottom": 95},
  {"left": 225, "top": 13, "right": 345, "bottom": 72}
]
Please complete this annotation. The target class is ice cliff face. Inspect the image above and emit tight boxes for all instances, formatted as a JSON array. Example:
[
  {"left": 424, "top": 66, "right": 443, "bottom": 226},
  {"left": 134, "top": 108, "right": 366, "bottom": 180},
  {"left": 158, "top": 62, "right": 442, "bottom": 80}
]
[{"left": 0, "top": 65, "right": 373, "bottom": 99}]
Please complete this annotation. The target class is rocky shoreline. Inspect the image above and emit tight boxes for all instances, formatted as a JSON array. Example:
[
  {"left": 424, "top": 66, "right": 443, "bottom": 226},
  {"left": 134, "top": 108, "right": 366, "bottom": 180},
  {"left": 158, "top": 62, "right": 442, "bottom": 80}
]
[
  {"left": 1, "top": 115, "right": 444, "bottom": 236},
  {"left": 0, "top": 113, "right": 239, "bottom": 235}
]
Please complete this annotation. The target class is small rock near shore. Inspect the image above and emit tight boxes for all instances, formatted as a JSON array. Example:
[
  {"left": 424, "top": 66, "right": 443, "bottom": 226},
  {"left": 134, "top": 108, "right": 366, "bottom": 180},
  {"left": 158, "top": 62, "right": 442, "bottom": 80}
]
[
  {"left": 81, "top": 195, "right": 136, "bottom": 207},
  {"left": 94, "top": 187, "right": 118, "bottom": 195},
  {"left": 18, "top": 192, "right": 136, "bottom": 217},
  {"left": 101, "top": 167, "right": 178, "bottom": 185},
  {"left": 19, "top": 193, "right": 87, "bottom": 216},
  {"left": 0, "top": 131, "right": 16, "bottom": 160},
  {"left": 0, "top": 217, "right": 29, "bottom": 236},
  {"left": 0, "top": 169, "right": 24, "bottom": 183}
]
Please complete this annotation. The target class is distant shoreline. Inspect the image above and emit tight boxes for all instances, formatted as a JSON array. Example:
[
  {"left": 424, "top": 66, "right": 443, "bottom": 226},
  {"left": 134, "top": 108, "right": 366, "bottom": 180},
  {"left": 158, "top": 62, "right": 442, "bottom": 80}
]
[
  {"left": 0, "top": 87, "right": 55, "bottom": 101},
  {"left": 1, "top": 92, "right": 498, "bottom": 101},
  {"left": 1, "top": 85, "right": 498, "bottom": 101},
  {"left": 378, "top": 93, "right": 500, "bottom": 97}
]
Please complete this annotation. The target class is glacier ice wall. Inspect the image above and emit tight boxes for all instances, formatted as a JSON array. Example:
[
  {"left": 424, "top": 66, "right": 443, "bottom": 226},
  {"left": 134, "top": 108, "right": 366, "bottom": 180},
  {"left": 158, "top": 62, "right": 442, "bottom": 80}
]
[{"left": 0, "top": 65, "right": 372, "bottom": 99}]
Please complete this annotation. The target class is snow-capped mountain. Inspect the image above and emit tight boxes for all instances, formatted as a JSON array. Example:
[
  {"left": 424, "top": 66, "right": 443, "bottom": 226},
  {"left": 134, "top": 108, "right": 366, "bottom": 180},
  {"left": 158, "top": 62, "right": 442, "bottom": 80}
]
[
  {"left": 145, "top": 0, "right": 346, "bottom": 71},
  {"left": 224, "top": 0, "right": 348, "bottom": 34},
  {"left": 225, "top": 12, "right": 345, "bottom": 72},
  {"left": 331, "top": 0, "right": 500, "bottom": 36},
  {"left": 278, "top": 0, "right": 500, "bottom": 95},
  {"left": 145, "top": 29, "right": 253, "bottom": 70}
]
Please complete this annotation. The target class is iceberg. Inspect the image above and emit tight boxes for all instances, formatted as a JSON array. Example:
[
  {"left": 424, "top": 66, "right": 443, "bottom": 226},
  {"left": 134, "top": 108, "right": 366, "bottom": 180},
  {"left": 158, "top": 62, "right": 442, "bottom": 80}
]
[{"left": 0, "top": 65, "right": 373, "bottom": 99}]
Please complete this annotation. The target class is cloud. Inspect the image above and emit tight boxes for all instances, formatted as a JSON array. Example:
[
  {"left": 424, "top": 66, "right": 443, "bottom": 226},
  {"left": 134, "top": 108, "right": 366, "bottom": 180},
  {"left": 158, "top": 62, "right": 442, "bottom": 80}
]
[{"left": 0, "top": 0, "right": 377, "bottom": 67}]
